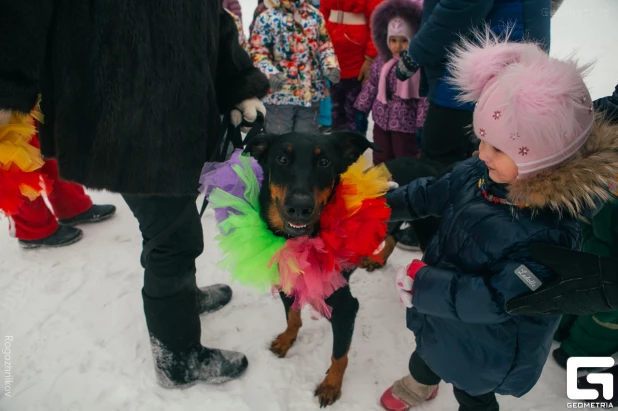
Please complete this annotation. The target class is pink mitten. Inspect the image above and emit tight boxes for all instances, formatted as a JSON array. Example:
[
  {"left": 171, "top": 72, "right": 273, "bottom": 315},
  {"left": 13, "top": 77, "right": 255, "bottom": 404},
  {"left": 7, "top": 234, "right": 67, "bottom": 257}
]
[{"left": 395, "top": 260, "right": 426, "bottom": 307}]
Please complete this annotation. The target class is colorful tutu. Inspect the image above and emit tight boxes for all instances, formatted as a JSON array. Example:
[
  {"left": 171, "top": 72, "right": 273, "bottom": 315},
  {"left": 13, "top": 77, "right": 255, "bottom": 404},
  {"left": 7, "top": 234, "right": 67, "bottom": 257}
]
[{"left": 200, "top": 152, "right": 392, "bottom": 317}]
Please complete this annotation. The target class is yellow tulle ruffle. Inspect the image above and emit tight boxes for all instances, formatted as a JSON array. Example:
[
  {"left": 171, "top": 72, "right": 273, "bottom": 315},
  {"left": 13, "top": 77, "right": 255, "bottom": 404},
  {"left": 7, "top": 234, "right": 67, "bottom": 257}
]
[
  {"left": 0, "top": 110, "right": 43, "bottom": 172},
  {"left": 339, "top": 157, "right": 392, "bottom": 214},
  {"left": 0, "top": 104, "right": 46, "bottom": 216}
]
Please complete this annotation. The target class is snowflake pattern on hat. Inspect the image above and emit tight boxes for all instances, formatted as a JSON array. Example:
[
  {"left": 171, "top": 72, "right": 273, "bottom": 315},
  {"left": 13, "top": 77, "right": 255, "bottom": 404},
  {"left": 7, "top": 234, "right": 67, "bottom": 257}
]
[
  {"left": 492, "top": 110, "right": 502, "bottom": 120},
  {"left": 519, "top": 147, "right": 529, "bottom": 156},
  {"left": 479, "top": 128, "right": 486, "bottom": 137}
]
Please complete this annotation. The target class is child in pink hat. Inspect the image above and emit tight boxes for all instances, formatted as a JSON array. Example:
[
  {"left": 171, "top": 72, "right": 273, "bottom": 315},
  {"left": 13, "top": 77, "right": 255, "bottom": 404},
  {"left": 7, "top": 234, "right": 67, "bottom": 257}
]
[
  {"left": 354, "top": 0, "right": 428, "bottom": 165},
  {"left": 380, "top": 34, "right": 618, "bottom": 411}
]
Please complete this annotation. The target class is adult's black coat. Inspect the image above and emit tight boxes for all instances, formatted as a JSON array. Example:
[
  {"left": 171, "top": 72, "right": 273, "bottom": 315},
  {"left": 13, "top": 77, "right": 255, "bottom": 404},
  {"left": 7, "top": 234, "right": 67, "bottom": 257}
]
[{"left": 0, "top": 0, "right": 269, "bottom": 195}]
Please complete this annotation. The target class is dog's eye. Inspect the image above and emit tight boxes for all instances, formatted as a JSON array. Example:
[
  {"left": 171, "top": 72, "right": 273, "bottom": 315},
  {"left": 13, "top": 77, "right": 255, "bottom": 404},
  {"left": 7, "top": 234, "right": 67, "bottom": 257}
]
[
  {"left": 318, "top": 158, "right": 330, "bottom": 167},
  {"left": 276, "top": 155, "right": 289, "bottom": 166}
]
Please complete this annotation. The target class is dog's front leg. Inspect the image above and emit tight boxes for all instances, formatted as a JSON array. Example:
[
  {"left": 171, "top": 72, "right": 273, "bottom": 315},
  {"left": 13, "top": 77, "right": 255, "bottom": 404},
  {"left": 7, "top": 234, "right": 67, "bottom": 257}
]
[
  {"left": 270, "top": 292, "right": 302, "bottom": 358},
  {"left": 315, "top": 285, "right": 359, "bottom": 407}
]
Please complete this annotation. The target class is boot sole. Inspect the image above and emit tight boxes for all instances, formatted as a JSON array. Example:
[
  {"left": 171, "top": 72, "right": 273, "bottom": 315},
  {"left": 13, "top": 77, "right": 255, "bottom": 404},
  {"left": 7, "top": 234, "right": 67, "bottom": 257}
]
[
  {"left": 59, "top": 212, "right": 116, "bottom": 227},
  {"left": 19, "top": 231, "right": 84, "bottom": 249},
  {"left": 395, "top": 243, "right": 421, "bottom": 251},
  {"left": 155, "top": 366, "right": 247, "bottom": 389}
]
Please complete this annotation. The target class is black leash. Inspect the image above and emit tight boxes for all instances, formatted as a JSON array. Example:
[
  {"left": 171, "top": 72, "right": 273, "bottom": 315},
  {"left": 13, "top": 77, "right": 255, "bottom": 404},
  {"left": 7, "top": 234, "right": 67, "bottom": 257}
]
[{"left": 199, "top": 111, "right": 265, "bottom": 217}]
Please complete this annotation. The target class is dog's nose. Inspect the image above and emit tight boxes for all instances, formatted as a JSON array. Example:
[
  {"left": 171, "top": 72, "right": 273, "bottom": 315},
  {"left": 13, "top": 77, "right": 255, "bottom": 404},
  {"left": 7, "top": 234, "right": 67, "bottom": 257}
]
[{"left": 284, "top": 194, "right": 314, "bottom": 220}]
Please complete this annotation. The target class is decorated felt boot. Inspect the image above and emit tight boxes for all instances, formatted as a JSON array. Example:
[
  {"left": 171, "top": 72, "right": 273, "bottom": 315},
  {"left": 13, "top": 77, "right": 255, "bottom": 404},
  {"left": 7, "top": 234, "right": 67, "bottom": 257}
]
[
  {"left": 197, "top": 284, "right": 233, "bottom": 315},
  {"left": 380, "top": 375, "right": 439, "bottom": 411},
  {"left": 143, "top": 287, "right": 248, "bottom": 388}
]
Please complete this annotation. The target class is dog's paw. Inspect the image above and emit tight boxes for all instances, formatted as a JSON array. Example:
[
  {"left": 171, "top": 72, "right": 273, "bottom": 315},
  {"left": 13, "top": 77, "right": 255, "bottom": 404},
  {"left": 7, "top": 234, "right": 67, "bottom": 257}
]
[
  {"left": 314, "top": 380, "right": 342, "bottom": 408},
  {"left": 358, "top": 235, "right": 396, "bottom": 272},
  {"left": 358, "top": 257, "right": 385, "bottom": 272},
  {"left": 270, "top": 333, "right": 296, "bottom": 358}
]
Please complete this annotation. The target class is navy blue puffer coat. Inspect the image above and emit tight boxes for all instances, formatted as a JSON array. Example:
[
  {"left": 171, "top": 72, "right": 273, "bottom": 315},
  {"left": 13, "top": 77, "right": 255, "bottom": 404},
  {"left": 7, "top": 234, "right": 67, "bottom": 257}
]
[
  {"left": 386, "top": 157, "right": 581, "bottom": 396},
  {"left": 408, "top": 0, "right": 552, "bottom": 109}
]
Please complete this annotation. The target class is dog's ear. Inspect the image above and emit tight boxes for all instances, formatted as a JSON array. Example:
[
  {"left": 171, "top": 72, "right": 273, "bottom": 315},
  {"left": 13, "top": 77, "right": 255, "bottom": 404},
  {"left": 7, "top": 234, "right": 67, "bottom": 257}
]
[
  {"left": 335, "top": 132, "right": 382, "bottom": 165},
  {"left": 243, "top": 135, "right": 272, "bottom": 162}
]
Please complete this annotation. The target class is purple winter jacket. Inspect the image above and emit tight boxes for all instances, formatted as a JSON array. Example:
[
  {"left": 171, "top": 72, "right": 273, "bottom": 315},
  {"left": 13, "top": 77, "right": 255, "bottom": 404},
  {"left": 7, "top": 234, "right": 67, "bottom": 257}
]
[
  {"left": 354, "top": 57, "right": 428, "bottom": 134},
  {"left": 223, "top": 0, "right": 242, "bottom": 20}
]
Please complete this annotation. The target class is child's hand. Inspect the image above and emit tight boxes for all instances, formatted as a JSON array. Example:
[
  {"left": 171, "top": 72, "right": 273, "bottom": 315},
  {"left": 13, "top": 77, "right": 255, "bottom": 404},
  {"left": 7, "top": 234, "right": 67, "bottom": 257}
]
[
  {"left": 396, "top": 50, "right": 420, "bottom": 81},
  {"left": 269, "top": 72, "right": 286, "bottom": 92},
  {"left": 324, "top": 67, "right": 341, "bottom": 84},
  {"left": 395, "top": 260, "right": 427, "bottom": 307},
  {"left": 358, "top": 56, "right": 373, "bottom": 84}
]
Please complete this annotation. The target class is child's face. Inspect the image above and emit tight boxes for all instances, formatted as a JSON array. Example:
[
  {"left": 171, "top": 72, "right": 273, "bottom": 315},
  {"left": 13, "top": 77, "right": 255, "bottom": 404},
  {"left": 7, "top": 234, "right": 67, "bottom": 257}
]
[
  {"left": 478, "top": 141, "right": 519, "bottom": 184},
  {"left": 388, "top": 36, "right": 409, "bottom": 57}
]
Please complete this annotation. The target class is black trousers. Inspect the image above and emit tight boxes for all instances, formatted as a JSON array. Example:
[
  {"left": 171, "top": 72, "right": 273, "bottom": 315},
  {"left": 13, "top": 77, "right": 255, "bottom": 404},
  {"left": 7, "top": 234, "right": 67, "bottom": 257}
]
[
  {"left": 123, "top": 195, "right": 204, "bottom": 298},
  {"left": 123, "top": 195, "right": 205, "bottom": 351},
  {"left": 409, "top": 351, "right": 499, "bottom": 411},
  {"left": 385, "top": 102, "right": 475, "bottom": 249}
]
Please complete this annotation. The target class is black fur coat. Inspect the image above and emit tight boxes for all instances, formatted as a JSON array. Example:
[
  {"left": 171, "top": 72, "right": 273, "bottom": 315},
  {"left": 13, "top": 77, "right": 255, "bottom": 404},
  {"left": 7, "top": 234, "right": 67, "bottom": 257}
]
[{"left": 0, "top": 0, "right": 269, "bottom": 195}]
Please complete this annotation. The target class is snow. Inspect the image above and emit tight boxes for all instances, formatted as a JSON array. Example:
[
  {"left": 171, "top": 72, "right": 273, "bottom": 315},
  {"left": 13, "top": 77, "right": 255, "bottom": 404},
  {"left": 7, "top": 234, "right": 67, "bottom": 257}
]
[{"left": 1, "top": 1, "right": 617, "bottom": 410}]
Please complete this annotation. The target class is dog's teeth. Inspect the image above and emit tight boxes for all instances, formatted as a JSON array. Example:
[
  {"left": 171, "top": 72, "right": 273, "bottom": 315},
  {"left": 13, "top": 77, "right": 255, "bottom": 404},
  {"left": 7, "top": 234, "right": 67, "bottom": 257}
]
[{"left": 288, "top": 223, "right": 307, "bottom": 229}]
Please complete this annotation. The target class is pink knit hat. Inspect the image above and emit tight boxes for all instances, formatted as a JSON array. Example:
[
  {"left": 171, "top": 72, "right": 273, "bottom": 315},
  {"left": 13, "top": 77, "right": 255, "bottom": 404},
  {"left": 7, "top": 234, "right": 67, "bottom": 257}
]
[
  {"left": 388, "top": 18, "right": 413, "bottom": 43},
  {"left": 448, "top": 34, "right": 595, "bottom": 176}
]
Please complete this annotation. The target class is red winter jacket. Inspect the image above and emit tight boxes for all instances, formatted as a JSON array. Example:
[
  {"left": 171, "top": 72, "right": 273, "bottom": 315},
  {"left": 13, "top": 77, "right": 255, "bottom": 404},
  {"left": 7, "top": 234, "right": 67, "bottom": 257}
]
[{"left": 321, "top": 0, "right": 383, "bottom": 79}]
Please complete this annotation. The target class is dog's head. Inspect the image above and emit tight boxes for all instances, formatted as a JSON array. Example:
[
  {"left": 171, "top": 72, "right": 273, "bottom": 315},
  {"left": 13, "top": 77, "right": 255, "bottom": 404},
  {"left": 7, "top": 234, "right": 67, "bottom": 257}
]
[{"left": 245, "top": 132, "right": 380, "bottom": 237}]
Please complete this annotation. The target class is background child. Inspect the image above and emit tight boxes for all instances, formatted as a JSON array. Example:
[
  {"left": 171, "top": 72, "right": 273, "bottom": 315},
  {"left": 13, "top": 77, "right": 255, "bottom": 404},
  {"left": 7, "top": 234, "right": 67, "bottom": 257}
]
[
  {"left": 321, "top": 0, "right": 383, "bottom": 132},
  {"left": 381, "top": 39, "right": 618, "bottom": 411},
  {"left": 249, "top": 0, "right": 340, "bottom": 134},
  {"left": 354, "top": 0, "right": 427, "bottom": 165}
]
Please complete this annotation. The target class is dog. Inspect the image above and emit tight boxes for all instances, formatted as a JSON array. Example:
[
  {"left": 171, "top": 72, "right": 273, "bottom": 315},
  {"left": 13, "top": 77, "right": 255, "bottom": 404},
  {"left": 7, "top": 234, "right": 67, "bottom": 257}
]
[{"left": 244, "top": 131, "right": 381, "bottom": 407}]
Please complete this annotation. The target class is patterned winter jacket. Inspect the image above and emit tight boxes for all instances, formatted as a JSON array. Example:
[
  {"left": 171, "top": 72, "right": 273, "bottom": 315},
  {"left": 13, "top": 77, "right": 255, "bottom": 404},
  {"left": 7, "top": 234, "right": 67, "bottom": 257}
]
[
  {"left": 249, "top": 0, "right": 339, "bottom": 107},
  {"left": 354, "top": 57, "right": 428, "bottom": 134},
  {"left": 226, "top": 8, "right": 248, "bottom": 52}
]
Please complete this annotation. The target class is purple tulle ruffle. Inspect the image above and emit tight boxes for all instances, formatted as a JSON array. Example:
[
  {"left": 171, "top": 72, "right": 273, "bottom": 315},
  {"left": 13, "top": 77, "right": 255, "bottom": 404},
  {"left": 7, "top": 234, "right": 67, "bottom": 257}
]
[{"left": 199, "top": 149, "right": 263, "bottom": 223}]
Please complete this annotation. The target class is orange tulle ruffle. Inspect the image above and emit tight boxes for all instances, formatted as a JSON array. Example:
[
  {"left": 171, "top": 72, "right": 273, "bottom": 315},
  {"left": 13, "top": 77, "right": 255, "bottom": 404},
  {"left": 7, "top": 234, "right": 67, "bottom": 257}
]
[{"left": 0, "top": 105, "right": 48, "bottom": 217}]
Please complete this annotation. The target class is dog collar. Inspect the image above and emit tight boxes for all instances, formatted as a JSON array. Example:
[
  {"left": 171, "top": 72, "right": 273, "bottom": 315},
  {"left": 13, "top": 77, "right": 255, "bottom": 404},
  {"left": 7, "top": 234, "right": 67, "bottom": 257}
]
[{"left": 200, "top": 150, "right": 392, "bottom": 317}]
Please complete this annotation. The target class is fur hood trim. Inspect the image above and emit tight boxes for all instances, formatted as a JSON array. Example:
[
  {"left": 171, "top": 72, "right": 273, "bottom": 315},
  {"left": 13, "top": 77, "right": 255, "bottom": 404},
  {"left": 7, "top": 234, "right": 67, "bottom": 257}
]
[
  {"left": 371, "top": 0, "right": 423, "bottom": 60},
  {"left": 507, "top": 117, "right": 618, "bottom": 216}
]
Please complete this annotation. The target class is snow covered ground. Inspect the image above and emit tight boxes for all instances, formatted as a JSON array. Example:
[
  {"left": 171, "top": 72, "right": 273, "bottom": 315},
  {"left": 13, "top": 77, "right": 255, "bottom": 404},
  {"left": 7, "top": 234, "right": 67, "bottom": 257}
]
[{"left": 1, "top": 1, "right": 617, "bottom": 410}]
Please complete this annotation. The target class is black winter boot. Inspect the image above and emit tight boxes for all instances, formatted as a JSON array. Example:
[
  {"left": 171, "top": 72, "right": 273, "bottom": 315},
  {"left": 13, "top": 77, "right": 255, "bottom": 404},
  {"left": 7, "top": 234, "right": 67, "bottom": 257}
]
[
  {"left": 18, "top": 226, "right": 83, "bottom": 249},
  {"left": 395, "top": 226, "right": 421, "bottom": 251},
  {"left": 552, "top": 347, "right": 570, "bottom": 369},
  {"left": 59, "top": 204, "right": 116, "bottom": 226},
  {"left": 143, "top": 287, "right": 248, "bottom": 388},
  {"left": 198, "top": 284, "right": 233, "bottom": 315}
]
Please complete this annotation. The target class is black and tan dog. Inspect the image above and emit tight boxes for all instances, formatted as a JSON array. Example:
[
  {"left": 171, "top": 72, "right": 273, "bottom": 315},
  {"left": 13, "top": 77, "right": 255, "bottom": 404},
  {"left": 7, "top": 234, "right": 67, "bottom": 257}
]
[{"left": 244, "top": 131, "right": 381, "bottom": 407}]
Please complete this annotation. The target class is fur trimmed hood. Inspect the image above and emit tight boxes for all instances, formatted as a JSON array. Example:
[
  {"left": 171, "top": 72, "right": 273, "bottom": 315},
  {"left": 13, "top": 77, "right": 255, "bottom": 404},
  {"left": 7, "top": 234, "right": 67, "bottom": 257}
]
[
  {"left": 507, "top": 117, "right": 618, "bottom": 216},
  {"left": 371, "top": 0, "right": 423, "bottom": 60}
]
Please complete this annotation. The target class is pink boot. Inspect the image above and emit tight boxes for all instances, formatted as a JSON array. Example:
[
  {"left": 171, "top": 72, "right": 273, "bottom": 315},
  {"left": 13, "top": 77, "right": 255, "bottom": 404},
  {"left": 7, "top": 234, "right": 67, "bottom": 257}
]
[{"left": 380, "top": 376, "right": 439, "bottom": 411}]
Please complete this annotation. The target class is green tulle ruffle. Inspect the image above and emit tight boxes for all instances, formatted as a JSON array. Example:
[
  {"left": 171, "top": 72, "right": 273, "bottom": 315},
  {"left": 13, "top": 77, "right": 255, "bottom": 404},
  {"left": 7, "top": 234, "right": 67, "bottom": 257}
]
[{"left": 208, "top": 155, "right": 285, "bottom": 290}]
